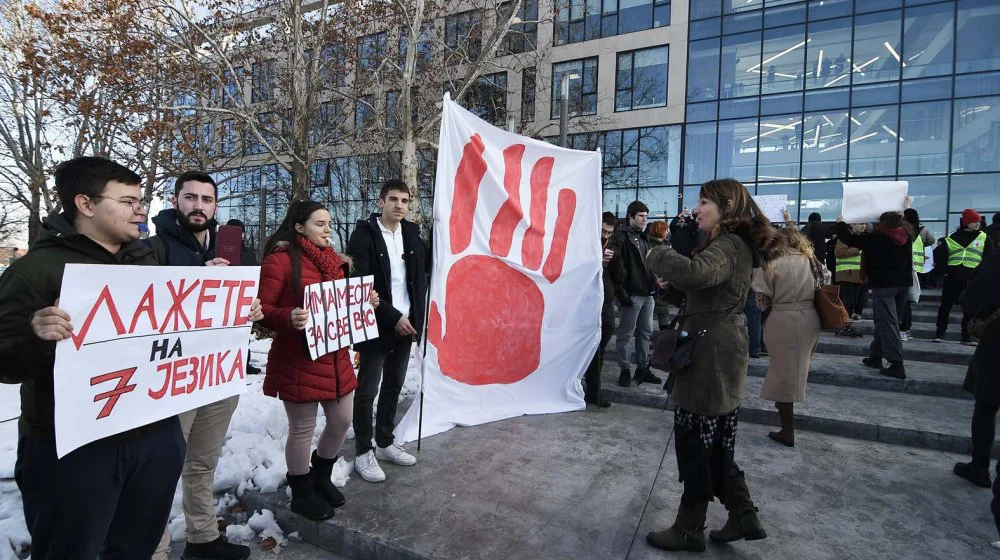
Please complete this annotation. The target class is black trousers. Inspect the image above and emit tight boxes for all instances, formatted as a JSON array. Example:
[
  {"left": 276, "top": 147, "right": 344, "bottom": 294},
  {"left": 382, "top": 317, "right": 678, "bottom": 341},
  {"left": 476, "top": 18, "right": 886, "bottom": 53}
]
[
  {"left": 936, "top": 276, "right": 970, "bottom": 340},
  {"left": 354, "top": 334, "right": 413, "bottom": 455},
  {"left": 838, "top": 282, "right": 865, "bottom": 317},
  {"left": 15, "top": 418, "right": 185, "bottom": 560},
  {"left": 584, "top": 305, "right": 615, "bottom": 401},
  {"left": 973, "top": 401, "right": 999, "bottom": 468},
  {"left": 900, "top": 301, "right": 913, "bottom": 332}
]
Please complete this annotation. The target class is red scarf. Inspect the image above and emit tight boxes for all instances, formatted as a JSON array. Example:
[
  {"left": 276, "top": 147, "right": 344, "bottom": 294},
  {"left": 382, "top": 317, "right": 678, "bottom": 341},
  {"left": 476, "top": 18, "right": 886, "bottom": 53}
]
[{"left": 297, "top": 235, "right": 342, "bottom": 281}]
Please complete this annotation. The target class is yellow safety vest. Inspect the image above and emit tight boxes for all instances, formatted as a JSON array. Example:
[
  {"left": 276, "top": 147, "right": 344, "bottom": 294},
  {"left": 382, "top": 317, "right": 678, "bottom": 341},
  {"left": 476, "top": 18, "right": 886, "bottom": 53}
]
[
  {"left": 912, "top": 236, "right": 925, "bottom": 272},
  {"left": 836, "top": 252, "right": 862, "bottom": 272},
  {"left": 946, "top": 232, "right": 987, "bottom": 268}
]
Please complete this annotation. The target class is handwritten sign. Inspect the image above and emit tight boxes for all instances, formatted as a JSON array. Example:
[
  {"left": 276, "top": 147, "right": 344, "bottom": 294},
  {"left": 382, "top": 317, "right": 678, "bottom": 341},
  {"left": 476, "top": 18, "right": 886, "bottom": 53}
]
[
  {"left": 841, "top": 181, "right": 908, "bottom": 223},
  {"left": 753, "top": 194, "right": 788, "bottom": 223},
  {"left": 53, "top": 264, "right": 260, "bottom": 458},
  {"left": 303, "top": 276, "right": 379, "bottom": 360}
]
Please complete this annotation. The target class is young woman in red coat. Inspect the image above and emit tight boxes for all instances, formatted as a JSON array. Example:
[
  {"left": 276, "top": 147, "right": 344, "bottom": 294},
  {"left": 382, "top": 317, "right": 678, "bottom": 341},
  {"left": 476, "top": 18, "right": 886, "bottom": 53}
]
[{"left": 258, "top": 200, "right": 379, "bottom": 521}]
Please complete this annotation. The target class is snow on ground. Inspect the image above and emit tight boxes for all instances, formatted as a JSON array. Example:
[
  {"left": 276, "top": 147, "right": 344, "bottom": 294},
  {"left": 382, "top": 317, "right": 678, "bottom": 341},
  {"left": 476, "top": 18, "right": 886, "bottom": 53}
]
[
  {"left": 0, "top": 385, "right": 18, "bottom": 423},
  {"left": 0, "top": 336, "right": 422, "bottom": 556}
]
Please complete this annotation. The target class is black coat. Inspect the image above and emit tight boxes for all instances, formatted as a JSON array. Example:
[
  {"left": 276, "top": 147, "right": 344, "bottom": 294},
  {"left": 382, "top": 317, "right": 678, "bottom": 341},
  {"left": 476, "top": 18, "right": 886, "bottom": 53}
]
[
  {"left": 608, "top": 225, "right": 654, "bottom": 299},
  {"left": 800, "top": 221, "right": 829, "bottom": 263},
  {"left": 835, "top": 222, "right": 912, "bottom": 289},
  {"left": 347, "top": 214, "right": 429, "bottom": 352},
  {"left": 147, "top": 209, "right": 217, "bottom": 266},
  {"left": 668, "top": 216, "right": 699, "bottom": 258},
  {"left": 963, "top": 252, "right": 1000, "bottom": 405},
  {"left": 933, "top": 228, "right": 995, "bottom": 284}
]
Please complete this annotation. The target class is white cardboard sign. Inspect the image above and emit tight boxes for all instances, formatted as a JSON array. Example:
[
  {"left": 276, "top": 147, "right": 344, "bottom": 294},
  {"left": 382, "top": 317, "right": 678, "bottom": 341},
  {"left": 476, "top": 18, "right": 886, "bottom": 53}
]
[
  {"left": 753, "top": 194, "right": 788, "bottom": 223},
  {"left": 54, "top": 264, "right": 259, "bottom": 458},
  {"left": 841, "top": 181, "right": 908, "bottom": 223},
  {"left": 302, "top": 276, "right": 379, "bottom": 361}
]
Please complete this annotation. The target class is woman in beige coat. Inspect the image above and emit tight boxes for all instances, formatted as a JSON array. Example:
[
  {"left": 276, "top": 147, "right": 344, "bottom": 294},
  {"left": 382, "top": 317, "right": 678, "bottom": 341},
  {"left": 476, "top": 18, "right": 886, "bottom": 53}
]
[{"left": 752, "top": 228, "right": 825, "bottom": 447}]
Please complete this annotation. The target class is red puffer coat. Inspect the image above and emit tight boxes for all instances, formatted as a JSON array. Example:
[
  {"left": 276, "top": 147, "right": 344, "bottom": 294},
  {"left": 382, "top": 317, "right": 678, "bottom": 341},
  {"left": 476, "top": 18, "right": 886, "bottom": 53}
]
[{"left": 259, "top": 246, "right": 357, "bottom": 402}]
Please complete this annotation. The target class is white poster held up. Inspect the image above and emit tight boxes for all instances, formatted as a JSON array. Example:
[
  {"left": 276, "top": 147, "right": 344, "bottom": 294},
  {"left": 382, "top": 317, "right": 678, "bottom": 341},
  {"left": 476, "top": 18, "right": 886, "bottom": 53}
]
[
  {"left": 394, "top": 94, "right": 602, "bottom": 443},
  {"left": 54, "top": 264, "right": 260, "bottom": 458},
  {"left": 752, "top": 194, "right": 788, "bottom": 223},
  {"left": 841, "top": 181, "right": 908, "bottom": 223},
  {"left": 302, "top": 276, "right": 379, "bottom": 361}
]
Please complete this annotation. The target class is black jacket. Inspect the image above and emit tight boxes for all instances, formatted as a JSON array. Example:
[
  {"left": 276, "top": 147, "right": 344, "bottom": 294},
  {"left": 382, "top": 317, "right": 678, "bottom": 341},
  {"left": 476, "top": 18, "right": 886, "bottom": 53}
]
[
  {"left": 147, "top": 209, "right": 217, "bottom": 266},
  {"left": 609, "top": 225, "right": 654, "bottom": 299},
  {"left": 933, "top": 228, "right": 995, "bottom": 284},
  {"left": 347, "top": 214, "right": 429, "bottom": 352},
  {"left": 835, "top": 222, "right": 912, "bottom": 289},
  {"left": 800, "top": 221, "right": 829, "bottom": 263},
  {"left": 668, "top": 216, "right": 699, "bottom": 258},
  {"left": 0, "top": 213, "right": 161, "bottom": 437},
  {"left": 963, "top": 252, "right": 1000, "bottom": 405}
]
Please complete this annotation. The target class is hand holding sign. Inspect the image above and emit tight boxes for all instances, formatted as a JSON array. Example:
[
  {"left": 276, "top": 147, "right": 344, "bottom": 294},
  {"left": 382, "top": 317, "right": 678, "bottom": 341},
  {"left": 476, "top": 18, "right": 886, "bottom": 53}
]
[
  {"left": 32, "top": 299, "right": 74, "bottom": 341},
  {"left": 290, "top": 308, "right": 310, "bottom": 330},
  {"left": 302, "top": 276, "right": 380, "bottom": 361}
]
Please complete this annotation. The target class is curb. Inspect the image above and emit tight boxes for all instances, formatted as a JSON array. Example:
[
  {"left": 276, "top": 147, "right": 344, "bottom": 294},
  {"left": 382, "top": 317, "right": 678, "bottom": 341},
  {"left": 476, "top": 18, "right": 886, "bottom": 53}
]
[
  {"left": 814, "top": 341, "right": 973, "bottom": 366},
  {"left": 746, "top": 363, "right": 971, "bottom": 400}
]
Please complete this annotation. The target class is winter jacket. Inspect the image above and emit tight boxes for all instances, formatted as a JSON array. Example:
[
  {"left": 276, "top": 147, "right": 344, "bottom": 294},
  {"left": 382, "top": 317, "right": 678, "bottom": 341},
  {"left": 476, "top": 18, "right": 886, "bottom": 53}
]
[
  {"left": 800, "top": 221, "right": 829, "bottom": 263},
  {"left": 834, "top": 240, "right": 865, "bottom": 285},
  {"left": 834, "top": 222, "right": 912, "bottom": 289},
  {"left": 346, "top": 214, "right": 429, "bottom": 353},
  {"left": 648, "top": 237, "right": 672, "bottom": 318},
  {"left": 646, "top": 233, "right": 754, "bottom": 417},
  {"left": 963, "top": 252, "right": 1000, "bottom": 406},
  {"left": 668, "top": 216, "right": 699, "bottom": 258},
  {"left": 0, "top": 212, "right": 170, "bottom": 438},
  {"left": 258, "top": 246, "right": 357, "bottom": 402},
  {"left": 609, "top": 225, "right": 654, "bottom": 299},
  {"left": 146, "top": 209, "right": 216, "bottom": 266},
  {"left": 933, "top": 228, "right": 995, "bottom": 284}
]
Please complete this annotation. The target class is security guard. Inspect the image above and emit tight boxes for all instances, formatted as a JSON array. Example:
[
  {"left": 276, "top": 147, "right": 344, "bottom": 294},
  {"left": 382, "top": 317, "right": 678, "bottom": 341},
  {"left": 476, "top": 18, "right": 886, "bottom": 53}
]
[{"left": 933, "top": 209, "right": 994, "bottom": 345}]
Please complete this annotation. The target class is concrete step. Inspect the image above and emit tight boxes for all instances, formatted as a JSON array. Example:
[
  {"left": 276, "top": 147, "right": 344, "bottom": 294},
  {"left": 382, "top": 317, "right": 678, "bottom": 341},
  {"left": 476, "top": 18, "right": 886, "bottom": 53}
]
[
  {"left": 851, "top": 319, "right": 960, "bottom": 341},
  {"left": 814, "top": 333, "right": 975, "bottom": 366},
  {"left": 862, "top": 307, "right": 959, "bottom": 325},
  {"left": 599, "top": 367, "right": 988, "bottom": 456}
]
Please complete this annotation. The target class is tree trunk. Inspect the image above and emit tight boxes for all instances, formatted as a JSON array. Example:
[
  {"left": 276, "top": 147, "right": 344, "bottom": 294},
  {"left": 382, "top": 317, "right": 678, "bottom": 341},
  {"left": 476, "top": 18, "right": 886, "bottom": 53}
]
[
  {"left": 27, "top": 185, "right": 42, "bottom": 246},
  {"left": 290, "top": 158, "right": 310, "bottom": 201}
]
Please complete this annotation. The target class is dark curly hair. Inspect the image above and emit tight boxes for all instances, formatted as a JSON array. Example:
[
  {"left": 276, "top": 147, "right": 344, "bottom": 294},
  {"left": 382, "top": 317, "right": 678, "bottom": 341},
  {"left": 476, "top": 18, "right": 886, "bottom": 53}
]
[{"left": 695, "top": 178, "right": 784, "bottom": 266}]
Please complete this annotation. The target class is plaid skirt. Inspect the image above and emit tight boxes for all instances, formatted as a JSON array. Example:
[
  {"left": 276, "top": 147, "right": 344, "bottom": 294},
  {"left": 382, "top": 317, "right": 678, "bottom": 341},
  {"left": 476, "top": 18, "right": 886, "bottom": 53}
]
[{"left": 673, "top": 407, "right": 739, "bottom": 504}]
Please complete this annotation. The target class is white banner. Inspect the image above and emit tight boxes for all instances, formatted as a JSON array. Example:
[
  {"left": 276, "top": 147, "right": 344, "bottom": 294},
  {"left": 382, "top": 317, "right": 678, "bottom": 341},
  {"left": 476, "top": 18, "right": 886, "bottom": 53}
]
[
  {"left": 753, "top": 194, "right": 788, "bottom": 223},
  {"left": 395, "top": 94, "right": 602, "bottom": 443},
  {"left": 303, "top": 276, "right": 379, "bottom": 361},
  {"left": 841, "top": 181, "right": 908, "bottom": 223},
  {"left": 54, "top": 264, "right": 259, "bottom": 457}
]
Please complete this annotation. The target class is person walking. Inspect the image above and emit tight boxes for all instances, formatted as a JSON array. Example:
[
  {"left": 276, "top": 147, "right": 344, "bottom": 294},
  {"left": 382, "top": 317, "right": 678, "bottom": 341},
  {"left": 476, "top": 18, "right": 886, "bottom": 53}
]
[
  {"left": 835, "top": 212, "right": 913, "bottom": 380},
  {"left": 753, "top": 229, "right": 825, "bottom": 447},
  {"left": 644, "top": 179, "right": 780, "bottom": 552},
  {"left": 933, "top": 209, "right": 994, "bottom": 345},
  {"left": 833, "top": 224, "right": 866, "bottom": 338},
  {"left": 258, "top": 200, "right": 378, "bottom": 520}
]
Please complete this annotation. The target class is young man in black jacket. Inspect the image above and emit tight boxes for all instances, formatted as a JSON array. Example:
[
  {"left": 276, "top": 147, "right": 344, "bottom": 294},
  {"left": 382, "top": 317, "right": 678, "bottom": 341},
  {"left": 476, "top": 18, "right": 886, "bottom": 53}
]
[
  {"left": 348, "top": 180, "right": 429, "bottom": 483},
  {"left": 0, "top": 157, "right": 186, "bottom": 558}
]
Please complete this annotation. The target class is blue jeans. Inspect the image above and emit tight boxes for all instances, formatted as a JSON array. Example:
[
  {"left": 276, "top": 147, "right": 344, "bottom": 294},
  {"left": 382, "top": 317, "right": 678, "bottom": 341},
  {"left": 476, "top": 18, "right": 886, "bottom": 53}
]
[
  {"left": 616, "top": 295, "right": 655, "bottom": 370},
  {"left": 745, "top": 289, "right": 762, "bottom": 356}
]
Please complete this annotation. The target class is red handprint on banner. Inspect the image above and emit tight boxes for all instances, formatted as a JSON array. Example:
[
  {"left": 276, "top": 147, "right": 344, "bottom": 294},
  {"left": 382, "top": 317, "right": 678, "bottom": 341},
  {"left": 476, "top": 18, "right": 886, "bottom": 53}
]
[{"left": 428, "top": 134, "right": 577, "bottom": 385}]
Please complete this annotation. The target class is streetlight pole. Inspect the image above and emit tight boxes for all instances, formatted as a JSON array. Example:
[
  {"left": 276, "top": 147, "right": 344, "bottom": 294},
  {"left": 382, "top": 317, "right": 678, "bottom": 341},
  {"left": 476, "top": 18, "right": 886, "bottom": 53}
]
[{"left": 558, "top": 73, "right": 579, "bottom": 148}]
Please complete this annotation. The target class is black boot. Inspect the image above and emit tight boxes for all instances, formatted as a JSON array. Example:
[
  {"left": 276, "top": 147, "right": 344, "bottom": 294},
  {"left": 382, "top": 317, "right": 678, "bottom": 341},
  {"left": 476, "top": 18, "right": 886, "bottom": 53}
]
[
  {"left": 878, "top": 360, "right": 906, "bottom": 380},
  {"left": 646, "top": 500, "right": 708, "bottom": 552},
  {"left": 709, "top": 473, "right": 767, "bottom": 542},
  {"left": 954, "top": 461, "right": 992, "bottom": 488},
  {"left": 311, "top": 451, "right": 346, "bottom": 507},
  {"left": 286, "top": 471, "right": 336, "bottom": 521},
  {"left": 862, "top": 356, "right": 883, "bottom": 369},
  {"left": 182, "top": 536, "right": 251, "bottom": 560},
  {"left": 768, "top": 402, "right": 794, "bottom": 447},
  {"left": 634, "top": 365, "right": 662, "bottom": 386},
  {"left": 618, "top": 367, "right": 631, "bottom": 388}
]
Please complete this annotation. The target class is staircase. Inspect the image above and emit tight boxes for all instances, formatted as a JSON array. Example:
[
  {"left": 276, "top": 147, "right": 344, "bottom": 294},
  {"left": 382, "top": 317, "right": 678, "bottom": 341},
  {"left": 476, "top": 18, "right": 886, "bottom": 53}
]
[{"left": 600, "top": 289, "right": 986, "bottom": 456}]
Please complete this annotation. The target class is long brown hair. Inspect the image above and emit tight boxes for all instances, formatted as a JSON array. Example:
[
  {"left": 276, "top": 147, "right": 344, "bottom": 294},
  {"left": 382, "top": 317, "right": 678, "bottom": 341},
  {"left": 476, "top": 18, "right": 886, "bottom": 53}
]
[
  {"left": 696, "top": 179, "right": 783, "bottom": 265},
  {"left": 875, "top": 211, "right": 915, "bottom": 239},
  {"left": 263, "top": 199, "right": 328, "bottom": 296}
]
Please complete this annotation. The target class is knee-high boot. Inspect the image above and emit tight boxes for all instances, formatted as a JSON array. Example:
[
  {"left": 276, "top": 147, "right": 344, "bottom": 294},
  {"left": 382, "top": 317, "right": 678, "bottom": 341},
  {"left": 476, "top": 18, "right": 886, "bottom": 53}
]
[
  {"left": 709, "top": 471, "right": 767, "bottom": 543},
  {"left": 646, "top": 499, "right": 709, "bottom": 552}
]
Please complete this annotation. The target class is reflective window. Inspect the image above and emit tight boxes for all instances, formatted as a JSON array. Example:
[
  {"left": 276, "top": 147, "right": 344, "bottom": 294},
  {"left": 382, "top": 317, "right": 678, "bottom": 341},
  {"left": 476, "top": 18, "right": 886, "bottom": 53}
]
[
  {"left": 808, "top": 0, "right": 851, "bottom": 21},
  {"left": 848, "top": 105, "right": 899, "bottom": 177},
  {"left": 687, "top": 101, "right": 719, "bottom": 121},
  {"left": 551, "top": 58, "right": 599, "bottom": 119},
  {"left": 856, "top": 0, "right": 901, "bottom": 14},
  {"left": 251, "top": 61, "right": 276, "bottom": 103},
  {"left": 950, "top": 173, "right": 1000, "bottom": 214},
  {"left": 723, "top": 0, "right": 763, "bottom": 13},
  {"left": 761, "top": 25, "right": 806, "bottom": 94},
  {"left": 692, "top": 0, "right": 723, "bottom": 20},
  {"left": 761, "top": 91, "right": 803, "bottom": 115},
  {"left": 720, "top": 97, "right": 759, "bottom": 119},
  {"left": 638, "top": 187, "right": 680, "bottom": 218},
  {"left": 521, "top": 68, "right": 536, "bottom": 122},
  {"left": 805, "top": 17, "right": 852, "bottom": 90},
  {"left": 903, "top": 2, "right": 954, "bottom": 80},
  {"left": 445, "top": 10, "right": 482, "bottom": 60},
  {"left": 691, "top": 17, "right": 722, "bottom": 40},
  {"left": 801, "top": 110, "right": 849, "bottom": 179},
  {"left": 716, "top": 118, "right": 759, "bottom": 182},
  {"left": 901, "top": 175, "right": 949, "bottom": 220},
  {"left": 901, "top": 76, "right": 952, "bottom": 102},
  {"left": 799, "top": 180, "right": 844, "bottom": 220},
  {"left": 616, "top": 46, "right": 669, "bottom": 111},
  {"left": 852, "top": 10, "right": 902, "bottom": 86},
  {"left": 952, "top": 96, "right": 1000, "bottom": 173},
  {"left": 465, "top": 72, "right": 508, "bottom": 125},
  {"left": 721, "top": 31, "right": 762, "bottom": 98},
  {"left": 688, "top": 38, "right": 721, "bottom": 102},
  {"left": 357, "top": 32, "right": 388, "bottom": 71},
  {"left": 757, "top": 114, "right": 803, "bottom": 182},
  {"left": 757, "top": 182, "right": 800, "bottom": 220},
  {"left": 604, "top": 189, "right": 635, "bottom": 217},
  {"left": 555, "top": 0, "right": 670, "bottom": 46},
  {"left": 500, "top": 0, "right": 539, "bottom": 55},
  {"left": 956, "top": 0, "right": 1000, "bottom": 74},
  {"left": 764, "top": 2, "right": 806, "bottom": 28},
  {"left": 898, "top": 101, "right": 951, "bottom": 175},
  {"left": 637, "top": 126, "right": 682, "bottom": 186},
  {"left": 684, "top": 121, "right": 718, "bottom": 184},
  {"left": 955, "top": 72, "right": 1000, "bottom": 99}
]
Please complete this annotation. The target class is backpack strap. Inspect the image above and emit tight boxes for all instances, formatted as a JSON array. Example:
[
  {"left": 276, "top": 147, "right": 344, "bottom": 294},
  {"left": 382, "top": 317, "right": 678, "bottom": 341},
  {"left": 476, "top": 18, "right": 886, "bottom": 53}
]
[{"left": 146, "top": 235, "right": 169, "bottom": 265}]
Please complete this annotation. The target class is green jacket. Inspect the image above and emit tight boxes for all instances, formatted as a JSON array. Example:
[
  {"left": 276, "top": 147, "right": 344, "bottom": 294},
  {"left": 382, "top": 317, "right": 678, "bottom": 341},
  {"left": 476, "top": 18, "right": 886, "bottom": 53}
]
[
  {"left": 0, "top": 212, "right": 158, "bottom": 437},
  {"left": 646, "top": 233, "right": 754, "bottom": 416}
]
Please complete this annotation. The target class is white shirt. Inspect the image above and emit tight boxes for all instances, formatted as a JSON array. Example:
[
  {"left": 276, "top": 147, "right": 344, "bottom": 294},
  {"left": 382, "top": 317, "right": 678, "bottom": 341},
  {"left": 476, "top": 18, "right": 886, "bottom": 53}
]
[{"left": 378, "top": 217, "right": 411, "bottom": 319}]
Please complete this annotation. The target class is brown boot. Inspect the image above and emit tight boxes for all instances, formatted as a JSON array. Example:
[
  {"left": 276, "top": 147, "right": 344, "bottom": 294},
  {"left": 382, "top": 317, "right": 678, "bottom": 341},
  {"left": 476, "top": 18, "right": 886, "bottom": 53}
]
[
  {"left": 646, "top": 500, "right": 708, "bottom": 552},
  {"left": 709, "top": 472, "right": 767, "bottom": 542},
  {"left": 768, "top": 402, "right": 795, "bottom": 447}
]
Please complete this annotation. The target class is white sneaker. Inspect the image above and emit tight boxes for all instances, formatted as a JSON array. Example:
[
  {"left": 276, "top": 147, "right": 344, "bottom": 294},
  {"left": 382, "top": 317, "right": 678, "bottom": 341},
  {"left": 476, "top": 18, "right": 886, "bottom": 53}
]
[
  {"left": 354, "top": 450, "right": 386, "bottom": 483},
  {"left": 933, "top": 338, "right": 944, "bottom": 343},
  {"left": 375, "top": 443, "right": 417, "bottom": 466},
  {"left": 900, "top": 331, "right": 911, "bottom": 342}
]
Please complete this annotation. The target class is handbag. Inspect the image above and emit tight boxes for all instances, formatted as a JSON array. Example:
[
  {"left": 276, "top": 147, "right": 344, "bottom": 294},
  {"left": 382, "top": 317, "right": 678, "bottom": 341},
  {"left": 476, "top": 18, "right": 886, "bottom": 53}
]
[
  {"left": 907, "top": 269, "right": 921, "bottom": 303},
  {"left": 969, "top": 308, "right": 1000, "bottom": 339},
  {"left": 815, "top": 284, "right": 851, "bottom": 330}
]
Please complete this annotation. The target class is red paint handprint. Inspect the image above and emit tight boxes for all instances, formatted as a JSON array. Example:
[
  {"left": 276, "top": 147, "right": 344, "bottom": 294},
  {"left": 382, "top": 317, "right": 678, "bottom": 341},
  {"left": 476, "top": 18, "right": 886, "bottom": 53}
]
[{"left": 428, "top": 134, "right": 577, "bottom": 386}]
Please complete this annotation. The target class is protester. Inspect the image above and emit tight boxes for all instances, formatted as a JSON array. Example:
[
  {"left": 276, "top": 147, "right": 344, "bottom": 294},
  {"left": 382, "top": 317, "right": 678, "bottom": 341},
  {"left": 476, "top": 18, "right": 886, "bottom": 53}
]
[
  {"left": 669, "top": 208, "right": 698, "bottom": 258},
  {"left": 954, "top": 251, "right": 1000, "bottom": 491},
  {"left": 901, "top": 208, "right": 935, "bottom": 340},
  {"left": 988, "top": 213, "right": 1000, "bottom": 248},
  {"left": 225, "top": 219, "right": 262, "bottom": 375},
  {"left": 648, "top": 220, "right": 672, "bottom": 328},
  {"left": 835, "top": 212, "right": 913, "bottom": 380},
  {"left": 753, "top": 228, "right": 825, "bottom": 447},
  {"left": 833, "top": 224, "right": 867, "bottom": 338},
  {"left": 0, "top": 157, "right": 185, "bottom": 558},
  {"left": 644, "top": 179, "right": 779, "bottom": 552},
  {"left": 609, "top": 201, "right": 660, "bottom": 387},
  {"left": 347, "top": 180, "right": 429, "bottom": 483},
  {"left": 258, "top": 200, "right": 378, "bottom": 520},
  {"left": 583, "top": 212, "right": 621, "bottom": 408},
  {"left": 933, "top": 209, "right": 995, "bottom": 345},
  {"left": 150, "top": 171, "right": 251, "bottom": 560},
  {"left": 800, "top": 212, "right": 829, "bottom": 263}
]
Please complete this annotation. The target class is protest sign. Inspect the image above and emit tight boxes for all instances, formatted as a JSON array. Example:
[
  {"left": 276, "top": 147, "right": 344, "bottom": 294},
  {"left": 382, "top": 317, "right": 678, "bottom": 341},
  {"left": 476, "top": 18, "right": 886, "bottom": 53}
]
[
  {"left": 302, "top": 275, "right": 379, "bottom": 361},
  {"left": 395, "top": 94, "right": 601, "bottom": 444},
  {"left": 753, "top": 194, "right": 788, "bottom": 223},
  {"left": 53, "top": 264, "right": 260, "bottom": 458},
  {"left": 841, "top": 181, "right": 908, "bottom": 223}
]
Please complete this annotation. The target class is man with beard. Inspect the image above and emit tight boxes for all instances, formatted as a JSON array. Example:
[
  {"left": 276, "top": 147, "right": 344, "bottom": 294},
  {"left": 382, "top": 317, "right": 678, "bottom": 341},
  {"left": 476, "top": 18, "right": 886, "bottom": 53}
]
[{"left": 150, "top": 171, "right": 250, "bottom": 560}]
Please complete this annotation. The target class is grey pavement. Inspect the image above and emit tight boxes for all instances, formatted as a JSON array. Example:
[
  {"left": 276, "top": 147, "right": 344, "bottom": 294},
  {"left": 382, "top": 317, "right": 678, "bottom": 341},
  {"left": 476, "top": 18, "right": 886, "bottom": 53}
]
[{"left": 166, "top": 539, "right": 351, "bottom": 559}]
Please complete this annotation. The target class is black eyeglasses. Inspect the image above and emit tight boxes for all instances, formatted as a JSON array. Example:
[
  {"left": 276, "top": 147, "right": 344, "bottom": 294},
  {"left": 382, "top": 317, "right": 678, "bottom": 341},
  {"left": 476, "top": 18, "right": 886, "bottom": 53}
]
[{"left": 91, "top": 195, "right": 150, "bottom": 213}]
